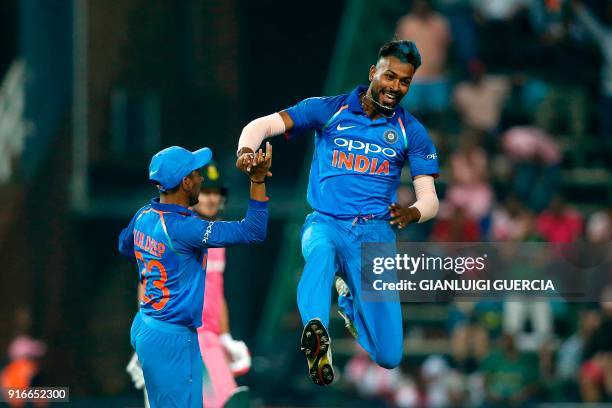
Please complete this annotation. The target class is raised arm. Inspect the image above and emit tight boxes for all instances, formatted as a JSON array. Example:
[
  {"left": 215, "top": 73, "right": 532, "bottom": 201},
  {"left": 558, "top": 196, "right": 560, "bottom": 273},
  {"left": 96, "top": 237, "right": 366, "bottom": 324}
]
[
  {"left": 202, "top": 143, "right": 272, "bottom": 247},
  {"left": 237, "top": 95, "right": 346, "bottom": 173},
  {"left": 236, "top": 112, "right": 292, "bottom": 173}
]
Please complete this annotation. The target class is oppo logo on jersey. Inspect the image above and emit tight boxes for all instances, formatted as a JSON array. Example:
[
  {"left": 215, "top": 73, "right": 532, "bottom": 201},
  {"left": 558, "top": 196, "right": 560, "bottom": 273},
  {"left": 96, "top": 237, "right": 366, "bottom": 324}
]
[
  {"left": 330, "top": 137, "right": 394, "bottom": 175},
  {"left": 333, "top": 137, "right": 397, "bottom": 158}
]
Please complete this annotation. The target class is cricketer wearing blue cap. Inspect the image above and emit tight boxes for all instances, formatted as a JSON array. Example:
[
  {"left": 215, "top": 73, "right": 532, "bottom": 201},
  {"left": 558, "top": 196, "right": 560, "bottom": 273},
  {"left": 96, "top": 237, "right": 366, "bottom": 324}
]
[
  {"left": 236, "top": 41, "right": 440, "bottom": 386},
  {"left": 119, "top": 143, "right": 272, "bottom": 407}
]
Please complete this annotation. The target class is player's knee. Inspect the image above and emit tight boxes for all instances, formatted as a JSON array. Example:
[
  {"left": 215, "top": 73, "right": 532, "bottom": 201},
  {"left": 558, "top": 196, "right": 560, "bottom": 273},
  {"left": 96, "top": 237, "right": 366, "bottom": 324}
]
[{"left": 374, "top": 347, "right": 403, "bottom": 369}]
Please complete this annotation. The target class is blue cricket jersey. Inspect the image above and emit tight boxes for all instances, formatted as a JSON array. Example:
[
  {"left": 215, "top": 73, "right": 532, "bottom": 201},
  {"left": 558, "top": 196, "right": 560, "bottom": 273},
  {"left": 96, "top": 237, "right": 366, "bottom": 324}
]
[
  {"left": 118, "top": 198, "right": 268, "bottom": 329},
  {"left": 285, "top": 85, "right": 439, "bottom": 219}
]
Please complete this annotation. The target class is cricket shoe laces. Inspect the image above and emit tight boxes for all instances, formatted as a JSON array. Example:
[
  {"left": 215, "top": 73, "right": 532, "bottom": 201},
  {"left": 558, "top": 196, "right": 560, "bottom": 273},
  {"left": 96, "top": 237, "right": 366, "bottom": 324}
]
[{"left": 300, "top": 318, "right": 334, "bottom": 386}]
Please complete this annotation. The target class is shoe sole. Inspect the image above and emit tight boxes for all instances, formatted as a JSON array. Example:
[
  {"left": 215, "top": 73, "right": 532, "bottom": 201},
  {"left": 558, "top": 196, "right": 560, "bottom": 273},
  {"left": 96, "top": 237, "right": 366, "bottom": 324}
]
[{"left": 300, "top": 320, "right": 334, "bottom": 386}]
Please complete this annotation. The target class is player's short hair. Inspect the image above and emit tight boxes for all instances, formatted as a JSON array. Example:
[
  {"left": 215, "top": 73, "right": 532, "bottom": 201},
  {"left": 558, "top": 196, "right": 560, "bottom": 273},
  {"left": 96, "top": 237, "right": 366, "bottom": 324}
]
[
  {"left": 378, "top": 40, "right": 421, "bottom": 70},
  {"left": 158, "top": 184, "right": 180, "bottom": 195},
  {"left": 156, "top": 170, "right": 198, "bottom": 195}
]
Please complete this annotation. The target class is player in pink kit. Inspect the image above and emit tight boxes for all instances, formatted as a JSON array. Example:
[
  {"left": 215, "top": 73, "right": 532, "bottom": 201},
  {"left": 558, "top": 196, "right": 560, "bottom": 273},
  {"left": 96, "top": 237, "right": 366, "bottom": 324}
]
[{"left": 192, "top": 163, "right": 251, "bottom": 408}]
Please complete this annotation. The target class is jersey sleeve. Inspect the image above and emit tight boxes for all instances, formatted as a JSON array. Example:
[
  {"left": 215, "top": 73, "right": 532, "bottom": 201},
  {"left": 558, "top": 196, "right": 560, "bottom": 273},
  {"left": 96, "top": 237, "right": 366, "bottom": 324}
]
[
  {"left": 283, "top": 95, "right": 346, "bottom": 140},
  {"left": 118, "top": 206, "right": 148, "bottom": 257},
  {"left": 174, "top": 200, "right": 269, "bottom": 250},
  {"left": 406, "top": 122, "right": 440, "bottom": 178}
]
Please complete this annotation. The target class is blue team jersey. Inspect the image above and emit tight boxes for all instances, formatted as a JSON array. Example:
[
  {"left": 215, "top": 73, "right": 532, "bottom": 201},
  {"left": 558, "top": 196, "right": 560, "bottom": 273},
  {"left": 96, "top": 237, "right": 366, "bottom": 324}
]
[
  {"left": 285, "top": 85, "right": 439, "bottom": 219},
  {"left": 118, "top": 198, "right": 268, "bottom": 329}
]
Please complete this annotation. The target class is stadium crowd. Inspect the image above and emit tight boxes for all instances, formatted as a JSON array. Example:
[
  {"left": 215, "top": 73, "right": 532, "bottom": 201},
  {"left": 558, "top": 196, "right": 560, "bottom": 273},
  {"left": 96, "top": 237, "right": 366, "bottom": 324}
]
[{"left": 340, "top": 0, "right": 612, "bottom": 406}]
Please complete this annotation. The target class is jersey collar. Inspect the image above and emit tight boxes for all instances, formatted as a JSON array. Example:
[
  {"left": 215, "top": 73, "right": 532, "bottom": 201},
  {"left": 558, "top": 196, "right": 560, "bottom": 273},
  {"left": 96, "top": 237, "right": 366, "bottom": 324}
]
[
  {"left": 347, "top": 85, "right": 403, "bottom": 123},
  {"left": 150, "top": 197, "right": 196, "bottom": 217}
]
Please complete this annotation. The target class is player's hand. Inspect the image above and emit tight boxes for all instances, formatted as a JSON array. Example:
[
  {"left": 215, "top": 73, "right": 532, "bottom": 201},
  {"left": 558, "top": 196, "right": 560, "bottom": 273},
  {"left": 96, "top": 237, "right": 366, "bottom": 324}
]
[
  {"left": 249, "top": 142, "right": 273, "bottom": 182},
  {"left": 126, "top": 353, "right": 145, "bottom": 390},
  {"left": 389, "top": 203, "right": 420, "bottom": 229},
  {"left": 236, "top": 147, "right": 255, "bottom": 174},
  {"left": 220, "top": 334, "right": 252, "bottom": 377}
]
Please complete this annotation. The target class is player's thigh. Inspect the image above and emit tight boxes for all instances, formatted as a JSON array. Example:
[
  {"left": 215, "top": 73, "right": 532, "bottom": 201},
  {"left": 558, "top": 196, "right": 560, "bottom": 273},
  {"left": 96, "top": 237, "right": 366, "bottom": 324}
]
[
  {"left": 135, "top": 328, "right": 200, "bottom": 407},
  {"left": 300, "top": 213, "right": 338, "bottom": 262},
  {"left": 340, "top": 226, "right": 403, "bottom": 341},
  {"left": 339, "top": 224, "right": 396, "bottom": 294}
]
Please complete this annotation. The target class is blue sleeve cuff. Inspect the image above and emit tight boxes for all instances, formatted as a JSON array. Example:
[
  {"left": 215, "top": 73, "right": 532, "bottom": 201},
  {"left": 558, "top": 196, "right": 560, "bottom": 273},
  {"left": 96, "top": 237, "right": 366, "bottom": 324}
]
[
  {"left": 248, "top": 199, "right": 269, "bottom": 209},
  {"left": 284, "top": 109, "right": 303, "bottom": 141}
]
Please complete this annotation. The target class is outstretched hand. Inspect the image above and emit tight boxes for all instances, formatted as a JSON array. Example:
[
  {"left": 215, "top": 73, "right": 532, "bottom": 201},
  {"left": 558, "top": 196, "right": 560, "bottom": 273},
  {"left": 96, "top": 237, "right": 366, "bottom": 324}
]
[
  {"left": 236, "top": 148, "right": 255, "bottom": 174},
  {"left": 249, "top": 142, "right": 273, "bottom": 182},
  {"left": 389, "top": 203, "right": 421, "bottom": 229}
]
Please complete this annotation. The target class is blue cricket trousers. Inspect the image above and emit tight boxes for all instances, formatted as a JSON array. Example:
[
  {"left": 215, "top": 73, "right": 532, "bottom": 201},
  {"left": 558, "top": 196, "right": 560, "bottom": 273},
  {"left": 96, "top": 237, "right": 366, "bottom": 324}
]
[
  {"left": 130, "top": 312, "right": 204, "bottom": 408},
  {"left": 297, "top": 211, "right": 404, "bottom": 369}
]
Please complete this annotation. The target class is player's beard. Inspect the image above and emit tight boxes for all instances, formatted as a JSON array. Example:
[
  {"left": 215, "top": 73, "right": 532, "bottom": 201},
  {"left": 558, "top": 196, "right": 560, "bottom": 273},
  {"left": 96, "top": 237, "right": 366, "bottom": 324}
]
[
  {"left": 369, "top": 87, "right": 398, "bottom": 116},
  {"left": 188, "top": 191, "right": 199, "bottom": 207}
]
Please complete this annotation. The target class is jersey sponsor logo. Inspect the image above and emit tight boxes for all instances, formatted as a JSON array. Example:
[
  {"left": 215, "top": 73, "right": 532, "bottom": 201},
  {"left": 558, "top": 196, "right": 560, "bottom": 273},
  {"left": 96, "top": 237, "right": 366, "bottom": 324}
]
[
  {"left": 202, "top": 221, "right": 215, "bottom": 245},
  {"left": 336, "top": 124, "right": 357, "bottom": 131},
  {"left": 333, "top": 137, "right": 397, "bottom": 158},
  {"left": 331, "top": 150, "right": 390, "bottom": 175},
  {"left": 384, "top": 129, "right": 398, "bottom": 144},
  {"left": 426, "top": 153, "right": 437, "bottom": 160}
]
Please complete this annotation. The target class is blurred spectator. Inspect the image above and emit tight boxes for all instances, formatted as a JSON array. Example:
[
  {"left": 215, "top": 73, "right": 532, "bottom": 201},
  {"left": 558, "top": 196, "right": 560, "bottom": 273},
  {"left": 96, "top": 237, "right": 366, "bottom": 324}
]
[
  {"left": 503, "top": 300, "right": 553, "bottom": 348},
  {"left": 421, "top": 355, "right": 467, "bottom": 407},
  {"left": 572, "top": 0, "right": 612, "bottom": 163},
  {"left": 529, "top": 0, "right": 568, "bottom": 40},
  {"left": 538, "top": 337, "right": 557, "bottom": 391},
  {"left": 558, "top": 307, "right": 601, "bottom": 382},
  {"left": 532, "top": 1, "right": 592, "bottom": 163},
  {"left": 491, "top": 196, "right": 534, "bottom": 241},
  {"left": 0, "top": 307, "right": 47, "bottom": 408},
  {"left": 436, "top": 0, "right": 478, "bottom": 64},
  {"left": 471, "top": 0, "right": 532, "bottom": 70},
  {"left": 499, "top": 73, "right": 549, "bottom": 129},
  {"left": 502, "top": 126, "right": 562, "bottom": 212},
  {"left": 480, "top": 334, "right": 540, "bottom": 407},
  {"left": 579, "top": 319, "right": 612, "bottom": 402},
  {"left": 500, "top": 245, "right": 553, "bottom": 347},
  {"left": 586, "top": 207, "right": 612, "bottom": 243},
  {"left": 394, "top": 373, "right": 425, "bottom": 408},
  {"left": 453, "top": 61, "right": 511, "bottom": 134},
  {"left": 396, "top": 0, "right": 452, "bottom": 115},
  {"left": 344, "top": 347, "right": 403, "bottom": 403},
  {"left": 449, "top": 303, "right": 491, "bottom": 373},
  {"left": 431, "top": 202, "right": 481, "bottom": 242},
  {"left": 445, "top": 131, "right": 494, "bottom": 222},
  {"left": 536, "top": 196, "right": 584, "bottom": 243}
]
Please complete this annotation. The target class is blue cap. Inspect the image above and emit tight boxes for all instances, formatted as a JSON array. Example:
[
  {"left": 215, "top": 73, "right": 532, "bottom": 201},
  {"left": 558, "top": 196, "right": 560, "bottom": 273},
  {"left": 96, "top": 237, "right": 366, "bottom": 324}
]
[{"left": 149, "top": 146, "right": 213, "bottom": 191}]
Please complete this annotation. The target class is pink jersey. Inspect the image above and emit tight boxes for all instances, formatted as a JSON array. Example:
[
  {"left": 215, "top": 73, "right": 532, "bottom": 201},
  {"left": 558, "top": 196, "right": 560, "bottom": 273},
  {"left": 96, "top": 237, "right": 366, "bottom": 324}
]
[{"left": 199, "top": 247, "right": 226, "bottom": 334}]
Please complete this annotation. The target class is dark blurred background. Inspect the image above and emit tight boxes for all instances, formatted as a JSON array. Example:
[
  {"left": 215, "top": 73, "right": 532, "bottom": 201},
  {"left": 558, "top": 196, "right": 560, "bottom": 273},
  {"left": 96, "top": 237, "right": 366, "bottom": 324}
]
[{"left": 0, "top": 0, "right": 611, "bottom": 406}]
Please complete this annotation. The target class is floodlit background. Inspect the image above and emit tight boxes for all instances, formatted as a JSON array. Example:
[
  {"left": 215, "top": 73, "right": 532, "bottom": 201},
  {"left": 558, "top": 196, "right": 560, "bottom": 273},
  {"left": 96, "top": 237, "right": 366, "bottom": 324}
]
[{"left": 0, "top": 0, "right": 611, "bottom": 406}]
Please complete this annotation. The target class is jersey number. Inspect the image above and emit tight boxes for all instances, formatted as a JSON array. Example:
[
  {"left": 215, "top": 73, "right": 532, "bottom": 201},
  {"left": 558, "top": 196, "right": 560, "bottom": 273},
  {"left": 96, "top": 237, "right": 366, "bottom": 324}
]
[{"left": 135, "top": 250, "right": 170, "bottom": 311}]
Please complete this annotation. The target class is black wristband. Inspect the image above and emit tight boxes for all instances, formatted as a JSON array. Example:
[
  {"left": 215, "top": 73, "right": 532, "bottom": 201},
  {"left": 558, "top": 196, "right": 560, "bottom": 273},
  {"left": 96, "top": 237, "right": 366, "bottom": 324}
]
[{"left": 250, "top": 178, "right": 265, "bottom": 184}]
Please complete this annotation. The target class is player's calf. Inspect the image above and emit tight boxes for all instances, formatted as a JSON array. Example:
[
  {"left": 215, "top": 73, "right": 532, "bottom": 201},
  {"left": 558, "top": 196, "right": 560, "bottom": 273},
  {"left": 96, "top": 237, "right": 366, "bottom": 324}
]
[{"left": 300, "top": 318, "right": 334, "bottom": 386}]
